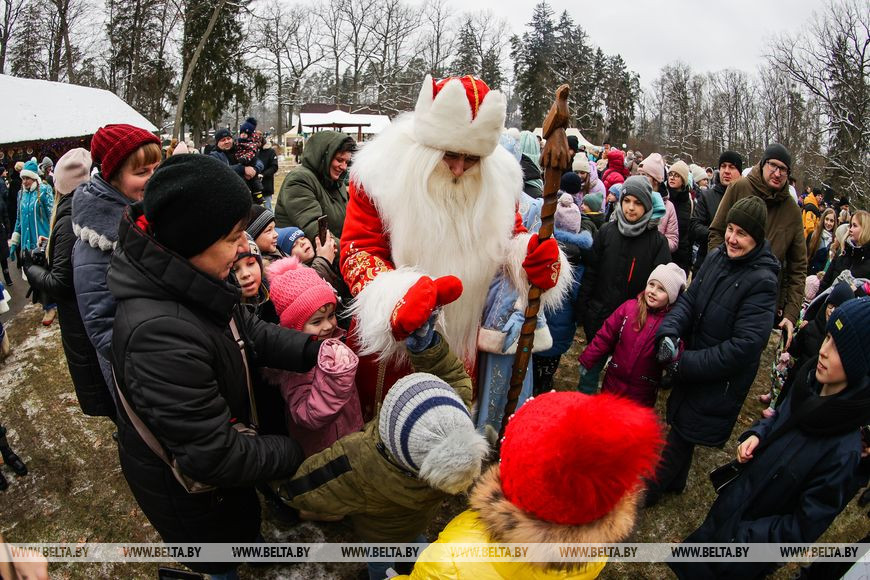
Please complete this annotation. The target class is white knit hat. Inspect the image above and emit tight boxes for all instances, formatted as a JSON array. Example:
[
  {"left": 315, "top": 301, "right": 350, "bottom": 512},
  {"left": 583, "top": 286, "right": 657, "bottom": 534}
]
[
  {"left": 648, "top": 262, "right": 687, "bottom": 304},
  {"left": 572, "top": 153, "right": 590, "bottom": 173},
  {"left": 413, "top": 75, "right": 506, "bottom": 158},
  {"left": 53, "top": 148, "right": 92, "bottom": 195},
  {"left": 379, "top": 373, "right": 489, "bottom": 494}
]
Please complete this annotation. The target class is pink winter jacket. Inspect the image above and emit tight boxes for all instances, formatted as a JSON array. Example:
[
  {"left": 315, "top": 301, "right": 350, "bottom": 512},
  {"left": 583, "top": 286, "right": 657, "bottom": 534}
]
[
  {"left": 280, "top": 334, "right": 364, "bottom": 457},
  {"left": 658, "top": 198, "right": 679, "bottom": 252},
  {"left": 578, "top": 297, "right": 668, "bottom": 407}
]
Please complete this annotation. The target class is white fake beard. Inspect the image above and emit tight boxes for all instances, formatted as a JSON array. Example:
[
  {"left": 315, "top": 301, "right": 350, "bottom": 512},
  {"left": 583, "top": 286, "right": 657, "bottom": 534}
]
[{"left": 384, "top": 151, "right": 514, "bottom": 362}]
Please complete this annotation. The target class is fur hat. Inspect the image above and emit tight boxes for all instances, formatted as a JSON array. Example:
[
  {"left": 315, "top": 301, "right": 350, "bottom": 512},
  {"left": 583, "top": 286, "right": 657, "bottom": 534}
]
[
  {"left": 718, "top": 151, "right": 743, "bottom": 172},
  {"left": 19, "top": 159, "right": 40, "bottom": 182},
  {"left": 638, "top": 153, "right": 665, "bottom": 184},
  {"left": 572, "top": 154, "right": 590, "bottom": 174},
  {"left": 143, "top": 154, "right": 252, "bottom": 259},
  {"left": 500, "top": 391, "right": 662, "bottom": 525},
  {"left": 560, "top": 172, "right": 583, "bottom": 195},
  {"left": 583, "top": 192, "right": 603, "bottom": 213},
  {"left": 620, "top": 175, "right": 654, "bottom": 212},
  {"left": 668, "top": 160, "right": 689, "bottom": 186},
  {"left": 246, "top": 205, "right": 275, "bottom": 241},
  {"left": 826, "top": 297, "right": 870, "bottom": 384},
  {"left": 413, "top": 75, "right": 505, "bottom": 158},
  {"left": 726, "top": 196, "right": 768, "bottom": 246},
  {"left": 267, "top": 257, "right": 336, "bottom": 331},
  {"left": 555, "top": 193, "right": 583, "bottom": 233},
  {"left": 648, "top": 262, "right": 687, "bottom": 304},
  {"left": 90, "top": 124, "right": 160, "bottom": 180},
  {"left": 379, "top": 373, "right": 488, "bottom": 494},
  {"left": 53, "top": 148, "right": 92, "bottom": 195},
  {"left": 276, "top": 227, "right": 306, "bottom": 255}
]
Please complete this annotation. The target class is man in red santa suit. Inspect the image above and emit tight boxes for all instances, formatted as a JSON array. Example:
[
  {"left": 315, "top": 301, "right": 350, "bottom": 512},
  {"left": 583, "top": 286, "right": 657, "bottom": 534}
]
[{"left": 340, "top": 74, "right": 570, "bottom": 420}]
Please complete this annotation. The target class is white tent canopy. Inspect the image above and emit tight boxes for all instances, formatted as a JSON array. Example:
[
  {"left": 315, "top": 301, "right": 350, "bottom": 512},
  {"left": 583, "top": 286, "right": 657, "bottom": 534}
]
[
  {"left": 533, "top": 127, "right": 600, "bottom": 153},
  {"left": 0, "top": 74, "right": 157, "bottom": 144},
  {"left": 300, "top": 110, "right": 391, "bottom": 135}
]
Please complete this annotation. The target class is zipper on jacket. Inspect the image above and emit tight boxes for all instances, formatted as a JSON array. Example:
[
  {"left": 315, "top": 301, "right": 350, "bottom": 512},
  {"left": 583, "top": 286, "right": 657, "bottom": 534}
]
[{"left": 628, "top": 258, "right": 636, "bottom": 283}]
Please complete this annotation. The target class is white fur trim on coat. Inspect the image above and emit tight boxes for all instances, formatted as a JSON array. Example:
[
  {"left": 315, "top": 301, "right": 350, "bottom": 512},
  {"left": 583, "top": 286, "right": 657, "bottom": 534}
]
[
  {"left": 413, "top": 75, "right": 506, "bottom": 158},
  {"left": 477, "top": 324, "right": 553, "bottom": 355},
  {"left": 503, "top": 232, "right": 574, "bottom": 313},
  {"left": 347, "top": 267, "right": 427, "bottom": 361}
]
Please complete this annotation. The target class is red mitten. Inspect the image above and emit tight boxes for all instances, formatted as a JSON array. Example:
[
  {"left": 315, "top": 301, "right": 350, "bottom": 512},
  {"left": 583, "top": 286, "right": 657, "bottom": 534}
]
[
  {"left": 522, "top": 234, "right": 561, "bottom": 290},
  {"left": 390, "top": 275, "right": 463, "bottom": 340}
]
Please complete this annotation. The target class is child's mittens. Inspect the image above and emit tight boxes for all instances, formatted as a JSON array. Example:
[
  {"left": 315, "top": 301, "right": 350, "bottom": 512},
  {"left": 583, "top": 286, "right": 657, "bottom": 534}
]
[
  {"left": 523, "top": 234, "right": 561, "bottom": 290},
  {"left": 661, "top": 360, "right": 680, "bottom": 389},
  {"left": 404, "top": 309, "right": 441, "bottom": 353},
  {"left": 317, "top": 338, "right": 359, "bottom": 374},
  {"left": 656, "top": 336, "right": 680, "bottom": 363},
  {"left": 501, "top": 310, "right": 527, "bottom": 352}
]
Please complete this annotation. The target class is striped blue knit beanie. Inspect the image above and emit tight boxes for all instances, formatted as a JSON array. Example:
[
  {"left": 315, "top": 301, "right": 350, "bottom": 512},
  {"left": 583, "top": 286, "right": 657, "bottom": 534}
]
[{"left": 379, "top": 373, "right": 489, "bottom": 494}]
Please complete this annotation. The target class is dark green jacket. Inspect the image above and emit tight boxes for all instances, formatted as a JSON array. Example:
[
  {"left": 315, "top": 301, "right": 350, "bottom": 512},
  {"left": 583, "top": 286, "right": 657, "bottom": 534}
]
[
  {"left": 275, "top": 131, "right": 352, "bottom": 243},
  {"left": 281, "top": 337, "right": 472, "bottom": 541}
]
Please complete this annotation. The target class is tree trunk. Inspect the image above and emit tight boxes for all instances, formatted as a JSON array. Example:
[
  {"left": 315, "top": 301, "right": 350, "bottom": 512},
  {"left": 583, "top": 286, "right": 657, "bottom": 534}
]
[{"left": 172, "top": 0, "right": 227, "bottom": 140}]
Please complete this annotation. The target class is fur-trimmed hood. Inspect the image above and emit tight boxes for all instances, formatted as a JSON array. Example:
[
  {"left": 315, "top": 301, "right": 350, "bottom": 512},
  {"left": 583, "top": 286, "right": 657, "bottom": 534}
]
[
  {"left": 470, "top": 465, "right": 641, "bottom": 570},
  {"left": 71, "top": 175, "right": 132, "bottom": 251}
]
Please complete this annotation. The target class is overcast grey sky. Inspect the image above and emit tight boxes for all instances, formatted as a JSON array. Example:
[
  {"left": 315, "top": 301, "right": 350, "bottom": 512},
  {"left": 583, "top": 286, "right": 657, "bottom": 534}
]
[{"left": 472, "top": 0, "right": 821, "bottom": 84}]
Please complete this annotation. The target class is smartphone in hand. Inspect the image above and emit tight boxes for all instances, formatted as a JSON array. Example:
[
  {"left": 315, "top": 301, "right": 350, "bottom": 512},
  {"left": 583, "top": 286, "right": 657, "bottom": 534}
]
[{"left": 317, "top": 215, "right": 329, "bottom": 246}]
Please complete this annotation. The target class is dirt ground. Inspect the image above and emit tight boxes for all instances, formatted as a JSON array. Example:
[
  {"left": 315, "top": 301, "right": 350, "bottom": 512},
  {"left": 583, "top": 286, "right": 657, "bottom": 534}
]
[{"left": 0, "top": 164, "right": 865, "bottom": 578}]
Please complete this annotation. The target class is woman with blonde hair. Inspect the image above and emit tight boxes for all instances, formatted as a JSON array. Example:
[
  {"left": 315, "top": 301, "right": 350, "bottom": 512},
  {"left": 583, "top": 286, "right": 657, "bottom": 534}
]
[
  {"left": 807, "top": 207, "right": 837, "bottom": 273},
  {"left": 820, "top": 210, "right": 870, "bottom": 292}
]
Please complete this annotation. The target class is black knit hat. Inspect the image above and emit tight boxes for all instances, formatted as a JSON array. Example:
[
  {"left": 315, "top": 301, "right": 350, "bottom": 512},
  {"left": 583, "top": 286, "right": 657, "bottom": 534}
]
[
  {"left": 214, "top": 128, "right": 232, "bottom": 142},
  {"left": 827, "top": 282, "right": 854, "bottom": 309},
  {"left": 566, "top": 135, "right": 579, "bottom": 152},
  {"left": 144, "top": 154, "right": 252, "bottom": 258},
  {"left": 826, "top": 297, "right": 870, "bottom": 384},
  {"left": 560, "top": 172, "right": 583, "bottom": 195},
  {"left": 718, "top": 150, "right": 743, "bottom": 173},
  {"left": 761, "top": 143, "right": 792, "bottom": 171},
  {"left": 246, "top": 205, "right": 275, "bottom": 240},
  {"left": 726, "top": 195, "right": 767, "bottom": 246}
]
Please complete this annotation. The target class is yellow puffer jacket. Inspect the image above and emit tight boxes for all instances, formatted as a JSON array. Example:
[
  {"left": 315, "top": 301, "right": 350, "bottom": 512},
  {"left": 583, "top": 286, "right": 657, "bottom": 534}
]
[{"left": 397, "top": 466, "right": 642, "bottom": 579}]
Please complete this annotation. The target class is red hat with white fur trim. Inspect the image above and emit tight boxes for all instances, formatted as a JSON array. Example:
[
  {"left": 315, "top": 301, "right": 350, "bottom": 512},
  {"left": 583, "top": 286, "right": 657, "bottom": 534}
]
[{"left": 413, "top": 75, "right": 506, "bottom": 158}]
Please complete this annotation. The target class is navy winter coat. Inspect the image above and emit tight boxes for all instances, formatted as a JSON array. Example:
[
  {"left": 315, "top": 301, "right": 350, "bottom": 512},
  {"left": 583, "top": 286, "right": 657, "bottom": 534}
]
[
  {"left": 670, "top": 362, "right": 870, "bottom": 579},
  {"left": 658, "top": 242, "right": 779, "bottom": 446}
]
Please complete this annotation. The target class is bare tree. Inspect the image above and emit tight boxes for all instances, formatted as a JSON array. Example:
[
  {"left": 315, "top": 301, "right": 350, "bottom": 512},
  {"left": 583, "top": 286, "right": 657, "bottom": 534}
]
[
  {"left": 417, "top": 0, "right": 454, "bottom": 76},
  {"left": 767, "top": 0, "right": 870, "bottom": 203},
  {"left": 0, "top": 0, "right": 24, "bottom": 73}
]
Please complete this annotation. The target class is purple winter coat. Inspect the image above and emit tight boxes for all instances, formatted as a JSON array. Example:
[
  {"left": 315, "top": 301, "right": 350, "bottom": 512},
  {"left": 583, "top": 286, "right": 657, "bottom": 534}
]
[
  {"left": 578, "top": 297, "right": 668, "bottom": 407},
  {"left": 279, "top": 333, "right": 363, "bottom": 457}
]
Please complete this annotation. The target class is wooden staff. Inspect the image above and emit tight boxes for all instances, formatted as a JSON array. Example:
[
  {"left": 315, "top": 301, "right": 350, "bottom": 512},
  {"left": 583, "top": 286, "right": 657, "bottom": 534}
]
[{"left": 500, "top": 85, "right": 572, "bottom": 438}]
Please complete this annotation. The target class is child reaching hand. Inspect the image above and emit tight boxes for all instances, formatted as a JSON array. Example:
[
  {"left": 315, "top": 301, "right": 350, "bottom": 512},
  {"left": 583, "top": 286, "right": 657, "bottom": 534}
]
[
  {"left": 267, "top": 257, "right": 363, "bottom": 458},
  {"left": 579, "top": 262, "right": 687, "bottom": 406}
]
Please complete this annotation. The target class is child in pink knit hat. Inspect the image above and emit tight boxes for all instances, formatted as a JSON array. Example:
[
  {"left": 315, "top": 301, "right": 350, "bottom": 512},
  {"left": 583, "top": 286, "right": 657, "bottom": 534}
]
[{"left": 268, "top": 257, "right": 363, "bottom": 455}]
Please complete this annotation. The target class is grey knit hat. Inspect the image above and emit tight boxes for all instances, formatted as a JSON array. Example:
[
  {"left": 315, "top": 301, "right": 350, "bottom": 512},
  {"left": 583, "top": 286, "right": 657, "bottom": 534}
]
[
  {"left": 379, "top": 373, "right": 489, "bottom": 494},
  {"left": 620, "top": 175, "right": 653, "bottom": 212}
]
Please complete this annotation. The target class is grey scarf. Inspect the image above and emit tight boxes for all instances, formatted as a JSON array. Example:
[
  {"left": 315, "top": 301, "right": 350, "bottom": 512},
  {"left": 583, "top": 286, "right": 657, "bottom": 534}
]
[{"left": 615, "top": 203, "right": 652, "bottom": 237}]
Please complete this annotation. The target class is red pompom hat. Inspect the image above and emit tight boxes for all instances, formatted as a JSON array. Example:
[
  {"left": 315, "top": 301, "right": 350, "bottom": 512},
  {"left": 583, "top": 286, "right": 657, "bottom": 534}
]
[
  {"left": 500, "top": 391, "right": 663, "bottom": 526},
  {"left": 413, "top": 75, "right": 506, "bottom": 158},
  {"left": 90, "top": 124, "right": 160, "bottom": 180}
]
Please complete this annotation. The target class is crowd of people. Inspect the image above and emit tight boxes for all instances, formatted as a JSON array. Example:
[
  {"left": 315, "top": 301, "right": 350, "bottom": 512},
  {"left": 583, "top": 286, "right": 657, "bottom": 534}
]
[{"left": 1, "top": 72, "right": 869, "bottom": 580}]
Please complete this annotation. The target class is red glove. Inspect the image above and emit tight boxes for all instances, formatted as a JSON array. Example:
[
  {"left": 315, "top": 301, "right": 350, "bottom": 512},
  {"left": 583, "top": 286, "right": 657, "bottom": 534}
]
[
  {"left": 522, "top": 234, "right": 561, "bottom": 290},
  {"left": 390, "top": 275, "right": 463, "bottom": 340}
]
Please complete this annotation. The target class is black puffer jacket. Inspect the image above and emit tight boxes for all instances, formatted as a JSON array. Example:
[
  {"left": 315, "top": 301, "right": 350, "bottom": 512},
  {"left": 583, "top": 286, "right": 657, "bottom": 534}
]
[
  {"left": 671, "top": 363, "right": 870, "bottom": 579},
  {"left": 575, "top": 220, "right": 670, "bottom": 337},
  {"left": 659, "top": 242, "right": 779, "bottom": 447},
  {"left": 109, "top": 205, "right": 319, "bottom": 572},
  {"left": 820, "top": 239, "right": 870, "bottom": 293},
  {"left": 689, "top": 177, "right": 726, "bottom": 273},
  {"left": 668, "top": 186, "right": 693, "bottom": 273},
  {"left": 258, "top": 145, "right": 279, "bottom": 198},
  {"left": 23, "top": 192, "right": 113, "bottom": 417}
]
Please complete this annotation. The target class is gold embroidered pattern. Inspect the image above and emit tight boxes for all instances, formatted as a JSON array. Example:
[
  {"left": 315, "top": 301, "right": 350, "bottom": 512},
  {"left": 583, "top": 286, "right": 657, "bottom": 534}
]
[
  {"left": 467, "top": 75, "right": 480, "bottom": 117},
  {"left": 344, "top": 251, "right": 393, "bottom": 296}
]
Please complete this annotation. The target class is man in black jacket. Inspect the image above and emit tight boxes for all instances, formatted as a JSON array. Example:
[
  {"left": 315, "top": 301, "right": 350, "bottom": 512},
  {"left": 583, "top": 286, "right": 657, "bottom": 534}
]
[
  {"left": 110, "top": 155, "right": 321, "bottom": 577},
  {"left": 690, "top": 151, "right": 743, "bottom": 274},
  {"left": 257, "top": 138, "right": 279, "bottom": 210}
]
